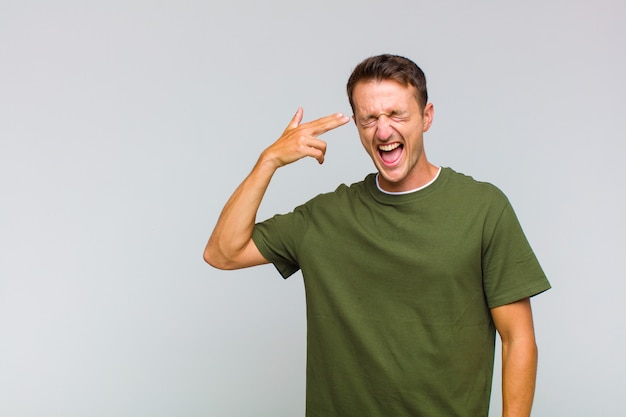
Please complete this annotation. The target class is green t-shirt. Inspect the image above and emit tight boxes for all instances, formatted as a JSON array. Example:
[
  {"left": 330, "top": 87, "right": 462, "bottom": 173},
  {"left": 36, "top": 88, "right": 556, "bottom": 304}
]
[{"left": 252, "top": 167, "right": 550, "bottom": 417}]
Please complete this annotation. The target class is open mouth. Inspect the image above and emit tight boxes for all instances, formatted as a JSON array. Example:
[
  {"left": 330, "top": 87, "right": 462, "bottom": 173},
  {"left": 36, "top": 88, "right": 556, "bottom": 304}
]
[{"left": 378, "top": 143, "right": 403, "bottom": 165}]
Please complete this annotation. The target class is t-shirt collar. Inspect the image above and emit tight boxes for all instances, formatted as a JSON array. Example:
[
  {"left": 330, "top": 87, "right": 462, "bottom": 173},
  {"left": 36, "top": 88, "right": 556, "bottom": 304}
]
[{"left": 375, "top": 166, "right": 442, "bottom": 195}]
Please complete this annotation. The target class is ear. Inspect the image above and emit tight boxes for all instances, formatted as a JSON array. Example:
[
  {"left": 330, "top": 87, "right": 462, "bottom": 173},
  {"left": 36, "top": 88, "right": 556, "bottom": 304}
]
[{"left": 422, "top": 103, "right": 434, "bottom": 132}]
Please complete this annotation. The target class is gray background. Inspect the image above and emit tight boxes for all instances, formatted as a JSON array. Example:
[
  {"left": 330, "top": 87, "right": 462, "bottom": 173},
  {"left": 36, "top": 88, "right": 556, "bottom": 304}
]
[{"left": 1, "top": 0, "right": 624, "bottom": 416}]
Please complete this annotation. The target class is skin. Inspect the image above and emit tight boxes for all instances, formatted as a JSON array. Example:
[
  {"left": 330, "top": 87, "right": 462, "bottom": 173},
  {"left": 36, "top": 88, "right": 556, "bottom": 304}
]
[
  {"left": 203, "top": 108, "right": 349, "bottom": 270},
  {"left": 204, "top": 83, "right": 539, "bottom": 417},
  {"left": 351, "top": 79, "right": 438, "bottom": 192},
  {"left": 492, "top": 298, "right": 539, "bottom": 417}
]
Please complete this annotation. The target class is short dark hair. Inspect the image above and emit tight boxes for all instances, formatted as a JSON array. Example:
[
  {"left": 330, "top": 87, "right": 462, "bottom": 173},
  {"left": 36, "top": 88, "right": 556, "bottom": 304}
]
[{"left": 346, "top": 54, "right": 428, "bottom": 112}]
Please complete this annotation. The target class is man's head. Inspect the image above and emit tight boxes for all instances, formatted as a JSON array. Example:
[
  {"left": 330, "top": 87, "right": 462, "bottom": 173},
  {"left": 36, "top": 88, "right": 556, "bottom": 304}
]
[
  {"left": 346, "top": 54, "right": 428, "bottom": 113},
  {"left": 347, "top": 54, "right": 435, "bottom": 193}
]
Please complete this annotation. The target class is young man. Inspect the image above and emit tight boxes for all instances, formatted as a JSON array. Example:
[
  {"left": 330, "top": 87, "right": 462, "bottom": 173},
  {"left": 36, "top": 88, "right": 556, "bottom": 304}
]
[{"left": 204, "top": 54, "right": 550, "bottom": 417}]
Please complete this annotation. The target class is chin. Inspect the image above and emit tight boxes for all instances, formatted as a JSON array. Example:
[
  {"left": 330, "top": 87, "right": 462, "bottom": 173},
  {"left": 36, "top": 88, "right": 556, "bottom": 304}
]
[{"left": 379, "top": 168, "right": 406, "bottom": 183}]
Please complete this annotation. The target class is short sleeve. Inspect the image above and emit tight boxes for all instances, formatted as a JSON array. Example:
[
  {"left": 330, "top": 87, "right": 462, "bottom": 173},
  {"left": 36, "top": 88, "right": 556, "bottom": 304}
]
[
  {"left": 252, "top": 205, "right": 309, "bottom": 279},
  {"left": 481, "top": 201, "right": 551, "bottom": 308}
]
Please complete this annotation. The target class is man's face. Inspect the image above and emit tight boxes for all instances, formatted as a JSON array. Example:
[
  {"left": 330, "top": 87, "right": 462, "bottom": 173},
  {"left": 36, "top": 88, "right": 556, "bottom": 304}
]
[{"left": 352, "top": 79, "right": 434, "bottom": 192}]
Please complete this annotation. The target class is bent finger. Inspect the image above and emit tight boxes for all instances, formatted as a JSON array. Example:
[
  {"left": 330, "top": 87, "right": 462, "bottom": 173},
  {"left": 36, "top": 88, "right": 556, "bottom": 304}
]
[
  {"left": 307, "top": 146, "right": 326, "bottom": 165},
  {"left": 303, "top": 137, "right": 327, "bottom": 164}
]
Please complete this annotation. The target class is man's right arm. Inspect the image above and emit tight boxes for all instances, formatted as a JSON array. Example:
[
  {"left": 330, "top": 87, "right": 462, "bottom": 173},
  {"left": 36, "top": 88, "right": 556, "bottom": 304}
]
[{"left": 203, "top": 108, "right": 350, "bottom": 270}]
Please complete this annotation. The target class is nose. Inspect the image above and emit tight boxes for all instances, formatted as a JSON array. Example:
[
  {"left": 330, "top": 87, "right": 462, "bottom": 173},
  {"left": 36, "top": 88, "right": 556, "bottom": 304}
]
[{"left": 376, "top": 115, "right": 393, "bottom": 141}]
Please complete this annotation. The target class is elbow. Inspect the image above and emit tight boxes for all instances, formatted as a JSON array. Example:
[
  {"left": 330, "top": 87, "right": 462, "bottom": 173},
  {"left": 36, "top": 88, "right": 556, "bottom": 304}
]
[
  {"left": 203, "top": 244, "right": 225, "bottom": 270},
  {"left": 203, "top": 244, "right": 238, "bottom": 270},
  {"left": 203, "top": 250, "right": 217, "bottom": 268},
  {"left": 203, "top": 236, "right": 264, "bottom": 270}
]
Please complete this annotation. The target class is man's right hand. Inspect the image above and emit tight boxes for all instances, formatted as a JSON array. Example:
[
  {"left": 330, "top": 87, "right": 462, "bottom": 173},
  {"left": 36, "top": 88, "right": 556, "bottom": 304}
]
[
  {"left": 204, "top": 108, "right": 350, "bottom": 270},
  {"left": 259, "top": 107, "right": 351, "bottom": 169}
]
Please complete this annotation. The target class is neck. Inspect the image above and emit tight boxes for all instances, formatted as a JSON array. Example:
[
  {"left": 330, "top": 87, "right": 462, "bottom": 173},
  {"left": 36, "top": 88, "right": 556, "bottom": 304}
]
[
  {"left": 377, "top": 161, "right": 439, "bottom": 193},
  {"left": 377, "top": 165, "right": 441, "bottom": 195}
]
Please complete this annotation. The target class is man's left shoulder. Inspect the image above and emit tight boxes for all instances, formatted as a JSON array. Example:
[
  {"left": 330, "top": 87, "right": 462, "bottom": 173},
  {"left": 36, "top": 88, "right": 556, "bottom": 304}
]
[{"left": 443, "top": 167, "right": 509, "bottom": 202}]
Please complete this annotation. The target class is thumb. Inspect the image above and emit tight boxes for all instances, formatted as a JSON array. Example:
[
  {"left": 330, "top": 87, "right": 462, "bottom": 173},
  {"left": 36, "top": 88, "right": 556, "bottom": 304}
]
[{"left": 286, "top": 107, "right": 304, "bottom": 130}]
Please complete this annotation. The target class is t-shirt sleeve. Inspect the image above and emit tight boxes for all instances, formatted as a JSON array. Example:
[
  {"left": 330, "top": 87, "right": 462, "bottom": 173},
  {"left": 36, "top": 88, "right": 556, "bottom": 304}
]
[
  {"left": 252, "top": 205, "right": 308, "bottom": 279},
  {"left": 481, "top": 200, "right": 551, "bottom": 308}
]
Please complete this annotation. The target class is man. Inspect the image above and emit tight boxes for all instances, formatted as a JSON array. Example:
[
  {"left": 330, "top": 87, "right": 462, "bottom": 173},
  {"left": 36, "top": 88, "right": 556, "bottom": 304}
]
[{"left": 204, "top": 54, "right": 550, "bottom": 417}]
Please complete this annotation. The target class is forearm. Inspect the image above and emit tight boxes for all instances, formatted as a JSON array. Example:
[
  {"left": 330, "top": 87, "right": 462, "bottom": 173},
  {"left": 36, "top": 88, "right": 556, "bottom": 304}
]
[
  {"left": 203, "top": 108, "right": 349, "bottom": 269},
  {"left": 204, "top": 156, "right": 277, "bottom": 268},
  {"left": 501, "top": 338, "right": 538, "bottom": 417}
]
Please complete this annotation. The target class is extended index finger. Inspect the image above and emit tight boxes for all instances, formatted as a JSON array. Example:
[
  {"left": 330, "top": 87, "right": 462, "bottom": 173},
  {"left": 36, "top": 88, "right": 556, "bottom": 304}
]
[{"left": 306, "top": 112, "right": 351, "bottom": 136}]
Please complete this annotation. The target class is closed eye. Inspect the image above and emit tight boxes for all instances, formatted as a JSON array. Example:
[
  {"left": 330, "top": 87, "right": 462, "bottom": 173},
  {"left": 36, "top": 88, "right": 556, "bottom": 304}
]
[
  {"left": 359, "top": 118, "right": 378, "bottom": 128},
  {"left": 389, "top": 111, "right": 410, "bottom": 122},
  {"left": 358, "top": 111, "right": 410, "bottom": 127}
]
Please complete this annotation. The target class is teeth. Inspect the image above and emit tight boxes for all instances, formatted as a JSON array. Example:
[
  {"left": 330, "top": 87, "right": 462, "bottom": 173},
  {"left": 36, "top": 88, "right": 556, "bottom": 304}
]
[{"left": 378, "top": 143, "right": 401, "bottom": 152}]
